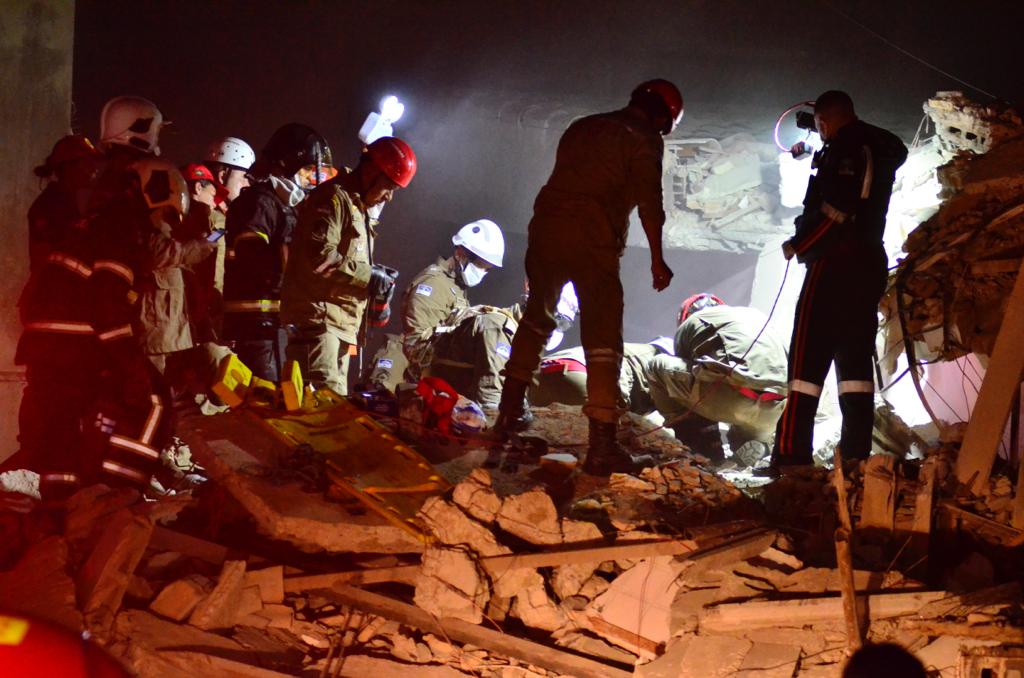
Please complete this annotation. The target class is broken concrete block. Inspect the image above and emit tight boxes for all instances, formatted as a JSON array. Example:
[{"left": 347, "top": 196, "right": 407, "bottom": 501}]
[
  {"left": 734, "top": 642, "right": 802, "bottom": 677},
  {"left": 149, "top": 575, "right": 213, "bottom": 622},
  {"left": 418, "top": 497, "right": 506, "bottom": 556},
  {"left": 245, "top": 565, "right": 285, "bottom": 604},
  {"left": 550, "top": 519, "right": 604, "bottom": 600},
  {"left": 640, "top": 635, "right": 753, "bottom": 678},
  {"left": 258, "top": 603, "right": 294, "bottom": 629},
  {"left": 238, "top": 585, "right": 264, "bottom": 618},
  {"left": 452, "top": 468, "right": 502, "bottom": 524},
  {"left": 511, "top": 585, "right": 567, "bottom": 632},
  {"left": 414, "top": 546, "right": 489, "bottom": 624},
  {"left": 64, "top": 486, "right": 140, "bottom": 551},
  {"left": 77, "top": 508, "right": 154, "bottom": 637},
  {"left": 0, "top": 536, "right": 81, "bottom": 632},
  {"left": 489, "top": 560, "right": 544, "bottom": 600},
  {"left": 189, "top": 560, "right": 247, "bottom": 630},
  {"left": 757, "top": 546, "right": 803, "bottom": 571},
  {"left": 608, "top": 473, "right": 657, "bottom": 492},
  {"left": 496, "top": 489, "right": 562, "bottom": 545}
]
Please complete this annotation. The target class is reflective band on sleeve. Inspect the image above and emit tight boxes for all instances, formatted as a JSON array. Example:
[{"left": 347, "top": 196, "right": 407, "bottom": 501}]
[
  {"left": 223, "top": 299, "right": 281, "bottom": 313},
  {"left": 585, "top": 348, "right": 623, "bottom": 364},
  {"left": 109, "top": 434, "right": 159, "bottom": 460},
  {"left": 24, "top": 321, "right": 94, "bottom": 335},
  {"left": 838, "top": 380, "right": 875, "bottom": 395},
  {"left": 789, "top": 380, "right": 823, "bottom": 397},
  {"left": 93, "top": 260, "right": 135, "bottom": 285},
  {"left": 235, "top": 231, "right": 270, "bottom": 244},
  {"left": 101, "top": 460, "right": 148, "bottom": 484},
  {"left": 820, "top": 202, "right": 849, "bottom": 224},
  {"left": 41, "top": 473, "right": 80, "bottom": 485},
  {"left": 139, "top": 395, "right": 163, "bottom": 445},
  {"left": 861, "top": 145, "right": 874, "bottom": 199},
  {"left": 97, "top": 325, "right": 133, "bottom": 342},
  {"left": 47, "top": 252, "right": 92, "bottom": 278}
]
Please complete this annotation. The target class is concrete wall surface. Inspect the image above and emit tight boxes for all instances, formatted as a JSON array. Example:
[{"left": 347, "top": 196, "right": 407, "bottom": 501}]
[{"left": 0, "top": 0, "right": 75, "bottom": 461}]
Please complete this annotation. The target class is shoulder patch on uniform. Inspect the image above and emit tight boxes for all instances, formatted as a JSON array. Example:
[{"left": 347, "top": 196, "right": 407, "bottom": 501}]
[
  {"left": 415, "top": 284, "right": 433, "bottom": 296},
  {"left": 496, "top": 343, "right": 512, "bottom": 358},
  {"left": 376, "top": 358, "right": 393, "bottom": 369}
]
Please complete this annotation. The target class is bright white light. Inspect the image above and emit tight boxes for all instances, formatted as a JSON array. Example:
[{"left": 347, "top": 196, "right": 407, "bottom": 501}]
[{"left": 380, "top": 95, "right": 405, "bottom": 124}]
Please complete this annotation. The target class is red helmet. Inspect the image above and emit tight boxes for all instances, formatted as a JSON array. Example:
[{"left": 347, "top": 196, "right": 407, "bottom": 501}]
[
  {"left": 365, "top": 136, "right": 417, "bottom": 188},
  {"left": 182, "top": 163, "right": 215, "bottom": 183},
  {"left": 0, "top": 612, "right": 131, "bottom": 677},
  {"left": 632, "top": 79, "right": 685, "bottom": 133},
  {"left": 46, "top": 135, "right": 101, "bottom": 167},
  {"left": 678, "top": 293, "right": 724, "bottom": 325}
]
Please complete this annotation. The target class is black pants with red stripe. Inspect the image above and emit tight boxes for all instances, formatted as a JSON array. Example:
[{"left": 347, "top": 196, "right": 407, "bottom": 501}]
[{"left": 772, "top": 246, "right": 887, "bottom": 465}]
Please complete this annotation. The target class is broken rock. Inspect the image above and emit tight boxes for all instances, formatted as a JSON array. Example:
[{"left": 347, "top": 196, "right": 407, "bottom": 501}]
[
  {"left": 149, "top": 575, "right": 213, "bottom": 622},
  {"left": 550, "top": 519, "right": 604, "bottom": 600},
  {"left": 512, "top": 584, "right": 567, "bottom": 632},
  {"left": 414, "top": 545, "right": 490, "bottom": 624},
  {"left": 189, "top": 559, "right": 247, "bottom": 630},
  {"left": 452, "top": 468, "right": 502, "bottom": 524},
  {"left": 496, "top": 489, "right": 562, "bottom": 545}
]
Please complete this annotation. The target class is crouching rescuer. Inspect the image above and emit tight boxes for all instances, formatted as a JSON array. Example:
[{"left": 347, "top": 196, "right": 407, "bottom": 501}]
[
  {"left": 495, "top": 79, "right": 683, "bottom": 474},
  {"left": 772, "top": 91, "right": 907, "bottom": 471},
  {"left": 281, "top": 137, "right": 417, "bottom": 394}
]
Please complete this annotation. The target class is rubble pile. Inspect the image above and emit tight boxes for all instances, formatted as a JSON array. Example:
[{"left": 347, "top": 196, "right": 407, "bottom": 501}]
[{"left": 886, "top": 93, "right": 1024, "bottom": 359}]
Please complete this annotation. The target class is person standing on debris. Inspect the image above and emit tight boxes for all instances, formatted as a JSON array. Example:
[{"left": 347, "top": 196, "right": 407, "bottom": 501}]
[
  {"left": 646, "top": 294, "right": 788, "bottom": 467},
  {"left": 494, "top": 79, "right": 683, "bottom": 474},
  {"left": 281, "top": 137, "right": 417, "bottom": 394},
  {"left": 364, "top": 219, "right": 505, "bottom": 392},
  {"left": 771, "top": 91, "right": 907, "bottom": 472},
  {"left": 223, "top": 124, "right": 331, "bottom": 382}
]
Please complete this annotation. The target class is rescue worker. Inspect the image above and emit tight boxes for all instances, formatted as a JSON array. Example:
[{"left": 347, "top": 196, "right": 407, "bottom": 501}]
[
  {"left": 89, "top": 96, "right": 165, "bottom": 213},
  {"left": 771, "top": 91, "right": 907, "bottom": 471},
  {"left": 178, "top": 163, "right": 223, "bottom": 344},
  {"left": 223, "top": 123, "right": 330, "bottom": 381},
  {"left": 365, "top": 219, "right": 505, "bottom": 392},
  {"left": 281, "top": 137, "right": 417, "bottom": 394},
  {"left": 495, "top": 79, "right": 683, "bottom": 474},
  {"left": 204, "top": 136, "right": 255, "bottom": 206},
  {"left": 646, "top": 294, "right": 788, "bottom": 466},
  {"left": 27, "top": 135, "right": 101, "bottom": 270}
]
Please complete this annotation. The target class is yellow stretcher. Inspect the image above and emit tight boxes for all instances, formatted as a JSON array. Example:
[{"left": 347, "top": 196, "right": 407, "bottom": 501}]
[{"left": 211, "top": 355, "right": 448, "bottom": 542}]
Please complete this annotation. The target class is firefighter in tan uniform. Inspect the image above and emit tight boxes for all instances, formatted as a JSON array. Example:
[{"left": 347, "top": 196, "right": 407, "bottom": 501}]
[
  {"left": 281, "top": 137, "right": 417, "bottom": 394},
  {"left": 365, "top": 220, "right": 504, "bottom": 392},
  {"left": 496, "top": 79, "right": 684, "bottom": 474}
]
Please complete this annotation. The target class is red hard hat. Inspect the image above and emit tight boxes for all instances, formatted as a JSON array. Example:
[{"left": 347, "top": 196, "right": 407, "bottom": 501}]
[
  {"left": 365, "top": 136, "right": 417, "bottom": 188},
  {"left": 678, "top": 293, "right": 724, "bottom": 325},
  {"left": 182, "top": 163, "right": 215, "bottom": 183},
  {"left": 633, "top": 79, "right": 685, "bottom": 132},
  {"left": 46, "top": 135, "right": 101, "bottom": 167},
  {"left": 0, "top": 612, "right": 131, "bottom": 678}
]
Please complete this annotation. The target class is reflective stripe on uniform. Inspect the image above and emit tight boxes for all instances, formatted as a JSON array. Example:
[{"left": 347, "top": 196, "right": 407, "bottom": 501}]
[
  {"left": 585, "top": 348, "right": 622, "bottom": 364},
  {"left": 235, "top": 231, "right": 270, "bottom": 244},
  {"left": 838, "top": 380, "right": 874, "bottom": 395},
  {"left": 47, "top": 252, "right": 92, "bottom": 278},
  {"left": 860, "top": 145, "right": 874, "bottom": 199},
  {"left": 820, "top": 201, "right": 849, "bottom": 224},
  {"left": 93, "top": 260, "right": 135, "bottom": 285},
  {"left": 24, "top": 321, "right": 94, "bottom": 335},
  {"left": 139, "top": 395, "right": 163, "bottom": 445},
  {"left": 788, "top": 379, "right": 823, "bottom": 397},
  {"left": 223, "top": 299, "right": 281, "bottom": 313},
  {"left": 101, "top": 460, "right": 148, "bottom": 483},
  {"left": 97, "top": 325, "right": 133, "bottom": 342},
  {"left": 109, "top": 434, "right": 159, "bottom": 460},
  {"left": 41, "top": 473, "right": 80, "bottom": 485}
]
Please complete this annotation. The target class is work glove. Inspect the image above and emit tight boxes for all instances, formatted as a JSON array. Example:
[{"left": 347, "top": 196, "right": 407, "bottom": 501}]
[{"left": 368, "top": 264, "right": 399, "bottom": 327}]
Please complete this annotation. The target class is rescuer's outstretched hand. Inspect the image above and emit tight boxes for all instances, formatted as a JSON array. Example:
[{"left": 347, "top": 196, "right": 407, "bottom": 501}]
[
  {"left": 652, "top": 257, "right": 674, "bottom": 291},
  {"left": 782, "top": 241, "right": 796, "bottom": 261}
]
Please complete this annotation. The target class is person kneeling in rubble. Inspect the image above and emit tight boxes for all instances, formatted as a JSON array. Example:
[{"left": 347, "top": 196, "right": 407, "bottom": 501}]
[
  {"left": 425, "top": 283, "right": 578, "bottom": 415},
  {"left": 646, "top": 293, "right": 789, "bottom": 467}
]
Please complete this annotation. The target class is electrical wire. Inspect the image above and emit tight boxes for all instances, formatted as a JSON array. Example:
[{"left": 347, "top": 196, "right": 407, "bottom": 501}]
[{"left": 819, "top": 0, "right": 999, "bottom": 101}]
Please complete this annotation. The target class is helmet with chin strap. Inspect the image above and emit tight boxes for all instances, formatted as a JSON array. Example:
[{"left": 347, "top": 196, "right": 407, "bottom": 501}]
[
  {"left": 452, "top": 219, "right": 504, "bottom": 268},
  {"left": 678, "top": 292, "right": 724, "bottom": 325}
]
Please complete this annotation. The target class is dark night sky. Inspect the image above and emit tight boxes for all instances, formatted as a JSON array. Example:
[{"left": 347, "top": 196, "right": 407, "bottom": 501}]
[{"left": 71, "top": 0, "right": 1023, "bottom": 343}]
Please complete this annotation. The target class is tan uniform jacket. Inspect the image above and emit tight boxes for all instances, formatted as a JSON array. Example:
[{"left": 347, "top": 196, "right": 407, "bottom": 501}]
[
  {"left": 400, "top": 257, "right": 469, "bottom": 373},
  {"left": 281, "top": 171, "right": 374, "bottom": 344},
  {"left": 531, "top": 342, "right": 658, "bottom": 413},
  {"left": 428, "top": 305, "right": 519, "bottom": 408},
  {"left": 532, "top": 107, "right": 665, "bottom": 253}
]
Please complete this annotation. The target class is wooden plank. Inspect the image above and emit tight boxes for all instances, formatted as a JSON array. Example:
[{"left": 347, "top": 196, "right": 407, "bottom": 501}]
[
  {"left": 324, "top": 585, "right": 633, "bottom": 678},
  {"left": 899, "top": 620, "right": 1024, "bottom": 643},
  {"left": 150, "top": 526, "right": 230, "bottom": 566},
  {"left": 956, "top": 257, "right": 1024, "bottom": 494},
  {"left": 937, "top": 501, "right": 1024, "bottom": 546},
  {"left": 915, "top": 582, "right": 1021, "bottom": 620},
  {"left": 700, "top": 591, "right": 947, "bottom": 633},
  {"left": 833, "top": 446, "right": 863, "bottom": 650},
  {"left": 284, "top": 565, "right": 420, "bottom": 592},
  {"left": 859, "top": 454, "right": 897, "bottom": 533}
]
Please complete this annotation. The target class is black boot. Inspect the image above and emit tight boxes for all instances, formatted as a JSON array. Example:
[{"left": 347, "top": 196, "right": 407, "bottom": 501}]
[
  {"left": 493, "top": 377, "right": 534, "bottom": 435},
  {"left": 583, "top": 419, "right": 635, "bottom": 475}
]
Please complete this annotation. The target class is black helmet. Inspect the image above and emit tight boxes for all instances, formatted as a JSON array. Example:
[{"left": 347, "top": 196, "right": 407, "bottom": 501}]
[{"left": 260, "top": 123, "right": 332, "bottom": 178}]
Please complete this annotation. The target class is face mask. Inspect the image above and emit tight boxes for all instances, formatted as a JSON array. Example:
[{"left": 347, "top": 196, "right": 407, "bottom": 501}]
[{"left": 460, "top": 261, "right": 488, "bottom": 288}]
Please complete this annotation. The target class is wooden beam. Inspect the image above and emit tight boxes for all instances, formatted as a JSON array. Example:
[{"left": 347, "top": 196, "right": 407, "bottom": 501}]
[
  {"left": 834, "top": 445, "right": 863, "bottom": 651},
  {"left": 955, "top": 257, "right": 1024, "bottom": 494},
  {"left": 150, "top": 526, "right": 230, "bottom": 566},
  {"left": 898, "top": 620, "right": 1024, "bottom": 643},
  {"left": 324, "top": 585, "right": 633, "bottom": 678},
  {"left": 284, "top": 565, "right": 420, "bottom": 593},
  {"left": 700, "top": 591, "right": 947, "bottom": 633},
  {"left": 937, "top": 502, "right": 1024, "bottom": 546}
]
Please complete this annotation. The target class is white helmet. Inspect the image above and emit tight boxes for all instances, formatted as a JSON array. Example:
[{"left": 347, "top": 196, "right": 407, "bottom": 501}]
[
  {"left": 99, "top": 96, "right": 164, "bottom": 155},
  {"left": 129, "top": 158, "right": 189, "bottom": 217},
  {"left": 206, "top": 136, "right": 256, "bottom": 170},
  {"left": 452, "top": 219, "right": 504, "bottom": 268}
]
